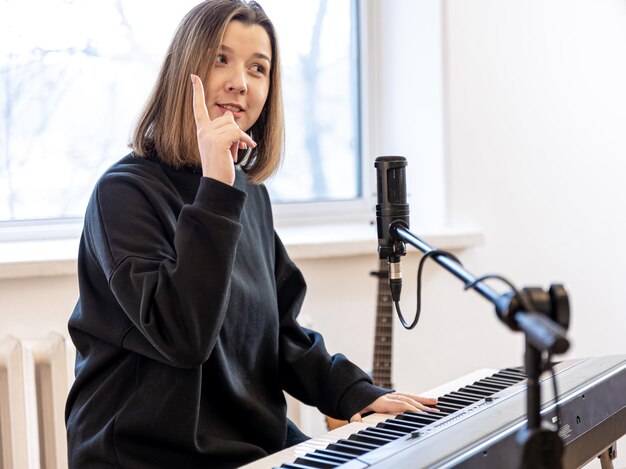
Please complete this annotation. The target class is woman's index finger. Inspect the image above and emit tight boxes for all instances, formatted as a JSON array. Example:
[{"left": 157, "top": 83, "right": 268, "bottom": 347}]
[{"left": 190, "top": 74, "right": 211, "bottom": 127}]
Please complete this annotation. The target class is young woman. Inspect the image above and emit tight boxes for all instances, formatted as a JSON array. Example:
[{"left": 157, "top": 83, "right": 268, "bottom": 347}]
[{"left": 65, "top": 1, "right": 436, "bottom": 467}]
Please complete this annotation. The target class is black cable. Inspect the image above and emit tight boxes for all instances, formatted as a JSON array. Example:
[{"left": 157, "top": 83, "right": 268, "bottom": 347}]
[
  {"left": 393, "top": 249, "right": 463, "bottom": 330},
  {"left": 393, "top": 301, "right": 416, "bottom": 329},
  {"left": 463, "top": 273, "right": 518, "bottom": 292},
  {"left": 463, "top": 273, "right": 536, "bottom": 313},
  {"left": 394, "top": 251, "right": 538, "bottom": 330}
]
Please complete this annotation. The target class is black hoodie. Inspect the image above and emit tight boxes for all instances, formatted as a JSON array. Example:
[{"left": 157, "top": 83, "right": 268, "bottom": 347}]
[{"left": 65, "top": 154, "right": 388, "bottom": 468}]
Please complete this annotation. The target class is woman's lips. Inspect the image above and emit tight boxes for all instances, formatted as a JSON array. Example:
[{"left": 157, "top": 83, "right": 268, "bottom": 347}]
[{"left": 218, "top": 104, "right": 244, "bottom": 119}]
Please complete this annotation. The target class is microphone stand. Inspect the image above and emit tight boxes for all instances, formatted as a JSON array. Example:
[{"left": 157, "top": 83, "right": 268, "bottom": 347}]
[{"left": 392, "top": 223, "right": 570, "bottom": 468}]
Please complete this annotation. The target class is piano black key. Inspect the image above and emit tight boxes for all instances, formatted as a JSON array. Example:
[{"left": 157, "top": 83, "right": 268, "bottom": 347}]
[
  {"left": 423, "top": 410, "right": 448, "bottom": 419},
  {"left": 336, "top": 438, "right": 380, "bottom": 452},
  {"left": 300, "top": 453, "right": 346, "bottom": 466},
  {"left": 457, "top": 385, "right": 491, "bottom": 397},
  {"left": 467, "top": 382, "right": 503, "bottom": 393},
  {"left": 497, "top": 367, "right": 524, "bottom": 374},
  {"left": 435, "top": 402, "right": 466, "bottom": 412},
  {"left": 376, "top": 421, "right": 417, "bottom": 433},
  {"left": 463, "top": 384, "right": 498, "bottom": 396},
  {"left": 437, "top": 395, "right": 475, "bottom": 406},
  {"left": 279, "top": 463, "right": 317, "bottom": 469},
  {"left": 451, "top": 385, "right": 487, "bottom": 395},
  {"left": 474, "top": 377, "right": 507, "bottom": 388},
  {"left": 292, "top": 456, "right": 340, "bottom": 468},
  {"left": 433, "top": 403, "right": 464, "bottom": 412},
  {"left": 478, "top": 377, "right": 510, "bottom": 389},
  {"left": 474, "top": 376, "right": 505, "bottom": 385},
  {"left": 494, "top": 369, "right": 526, "bottom": 380},
  {"left": 452, "top": 391, "right": 489, "bottom": 402},
  {"left": 361, "top": 426, "right": 406, "bottom": 439},
  {"left": 429, "top": 408, "right": 455, "bottom": 416},
  {"left": 388, "top": 418, "right": 426, "bottom": 430},
  {"left": 310, "top": 449, "right": 354, "bottom": 463},
  {"left": 358, "top": 429, "right": 397, "bottom": 442},
  {"left": 405, "top": 410, "right": 441, "bottom": 417},
  {"left": 482, "top": 375, "right": 518, "bottom": 385},
  {"left": 400, "top": 412, "right": 440, "bottom": 423},
  {"left": 450, "top": 385, "right": 481, "bottom": 394},
  {"left": 348, "top": 432, "right": 390, "bottom": 447},
  {"left": 447, "top": 391, "right": 482, "bottom": 402},
  {"left": 326, "top": 441, "right": 369, "bottom": 456},
  {"left": 459, "top": 384, "right": 493, "bottom": 396},
  {"left": 390, "top": 415, "right": 430, "bottom": 425},
  {"left": 281, "top": 455, "right": 341, "bottom": 469},
  {"left": 487, "top": 374, "right": 522, "bottom": 385},
  {"left": 436, "top": 395, "right": 466, "bottom": 405},
  {"left": 393, "top": 415, "right": 428, "bottom": 427}
]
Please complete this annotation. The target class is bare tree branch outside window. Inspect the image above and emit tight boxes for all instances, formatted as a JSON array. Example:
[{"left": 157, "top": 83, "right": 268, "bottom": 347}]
[{"left": 0, "top": 0, "right": 359, "bottom": 223}]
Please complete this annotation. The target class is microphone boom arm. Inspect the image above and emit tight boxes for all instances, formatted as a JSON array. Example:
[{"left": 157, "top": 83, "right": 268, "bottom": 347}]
[
  {"left": 392, "top": 222, "right": 569, "bottom": 354},
  {"left": 391, "top": 222, "right": 571, "bottom": 466}
]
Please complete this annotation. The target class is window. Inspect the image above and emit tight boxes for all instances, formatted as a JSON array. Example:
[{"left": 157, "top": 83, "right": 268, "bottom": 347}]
[{"left": 0, "top": 0, "right": 361, "bottom": 223}]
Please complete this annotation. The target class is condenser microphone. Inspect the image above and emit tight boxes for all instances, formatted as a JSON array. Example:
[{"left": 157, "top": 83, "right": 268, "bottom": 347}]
[{"left": 375, "top": 156, "right": 409, "bottom": 302}]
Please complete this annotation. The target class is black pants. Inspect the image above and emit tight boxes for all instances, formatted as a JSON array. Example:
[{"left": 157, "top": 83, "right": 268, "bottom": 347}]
[{"left": 285, "top": 419, "right": 310, "bottom": 448}]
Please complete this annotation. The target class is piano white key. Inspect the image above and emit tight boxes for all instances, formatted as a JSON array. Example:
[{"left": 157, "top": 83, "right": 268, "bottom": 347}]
[
  {"left": 239, "top": 422, "right": 371, "bottom": 468},
  {"left": 241, "top": 368, "right": 501, "bottom": 469}
]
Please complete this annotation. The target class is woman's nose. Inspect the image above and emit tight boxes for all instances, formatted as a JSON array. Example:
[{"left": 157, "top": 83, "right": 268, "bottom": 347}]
[{"left": 226, "top": 69, "right": 247, "bottom": 94}]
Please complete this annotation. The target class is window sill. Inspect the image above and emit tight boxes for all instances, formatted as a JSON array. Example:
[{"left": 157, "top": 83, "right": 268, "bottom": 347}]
[
  {"left": 0, "top": 224, "right": 484, "bottom": 280},
  {"left": 277, "top": 223, "right": 484, "bottom": 260}
]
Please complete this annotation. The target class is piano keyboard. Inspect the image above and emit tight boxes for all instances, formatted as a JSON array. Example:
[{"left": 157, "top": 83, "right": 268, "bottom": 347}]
[
  {"left": 244, "top": 355, "right": 626, "bottom": 469},
  {"left": 241, "top": 367, "right": 527, "bottom": 469}
]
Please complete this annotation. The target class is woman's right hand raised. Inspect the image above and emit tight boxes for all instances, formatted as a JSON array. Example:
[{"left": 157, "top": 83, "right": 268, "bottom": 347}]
[{"left": 190, "top": 74, "right": 256, "bottom": 185}]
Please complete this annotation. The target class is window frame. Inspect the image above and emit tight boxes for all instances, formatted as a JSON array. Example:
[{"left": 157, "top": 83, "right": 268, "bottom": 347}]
[{"left": 272, "top": 0, "right": 376, "bottom": 228}]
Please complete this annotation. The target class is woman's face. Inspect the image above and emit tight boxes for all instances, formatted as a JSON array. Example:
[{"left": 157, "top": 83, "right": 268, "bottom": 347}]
[{"left": 205, "top": 21, "right": 272, "bottom": 132}]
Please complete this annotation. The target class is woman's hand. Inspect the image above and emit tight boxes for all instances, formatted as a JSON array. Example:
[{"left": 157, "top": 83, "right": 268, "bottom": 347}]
[
  {"left": 190, "top": 74, "right": 256, "bottom": 185},
  {"left": 349, "top": 392, "right": 438, "bottom": 423}
]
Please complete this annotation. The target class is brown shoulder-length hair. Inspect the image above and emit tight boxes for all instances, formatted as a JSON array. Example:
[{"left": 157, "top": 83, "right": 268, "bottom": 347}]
[{"left": 130, "top": 0, "right": 283, "bottom": 184}]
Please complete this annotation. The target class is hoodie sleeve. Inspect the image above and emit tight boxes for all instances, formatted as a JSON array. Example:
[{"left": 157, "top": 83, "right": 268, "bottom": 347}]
[
  {"left": 85, "top": 173, "right": 247, "bottom": 368},
  {"left": 273, "top": 234, "right": 391, "bottom": 420}
]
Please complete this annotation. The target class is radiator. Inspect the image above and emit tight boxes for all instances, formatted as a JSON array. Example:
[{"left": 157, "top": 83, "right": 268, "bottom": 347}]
[
  {"left": 0, "top": 334, "right": 73, "bottom": 469},
  {"left": 0, "top": 330, "right": 322, "bottom": 468}
]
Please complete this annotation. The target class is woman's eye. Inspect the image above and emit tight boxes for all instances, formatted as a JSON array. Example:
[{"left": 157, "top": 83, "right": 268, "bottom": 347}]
[
  {"left": 216, "top": 55, "right": 227, "bottom": 64},
  {"left": 251, "top": 64, "right": 265, "bottom": 74}
]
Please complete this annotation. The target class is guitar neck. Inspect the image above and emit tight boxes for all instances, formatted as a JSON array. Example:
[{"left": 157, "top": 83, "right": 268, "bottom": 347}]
[{"left": 371, "top": 259, "right": 393, "bottom": 390}]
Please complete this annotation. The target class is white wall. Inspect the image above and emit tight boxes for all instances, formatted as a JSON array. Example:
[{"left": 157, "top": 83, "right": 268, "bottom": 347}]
[
  {"left": 444, "top": 0, "right": 626, "bottom": 365},
  {"left": 0, "top": 276, "right": 77, "bottom": 340},
  {"left": 299, "top": 0, "right": 626, "bottom": 450},
  {"left": 1, "top": 0, "right": 625, "bottom": 459},
  {"left": 310, "top": 0, "right": 626, "bottom": 393}
]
